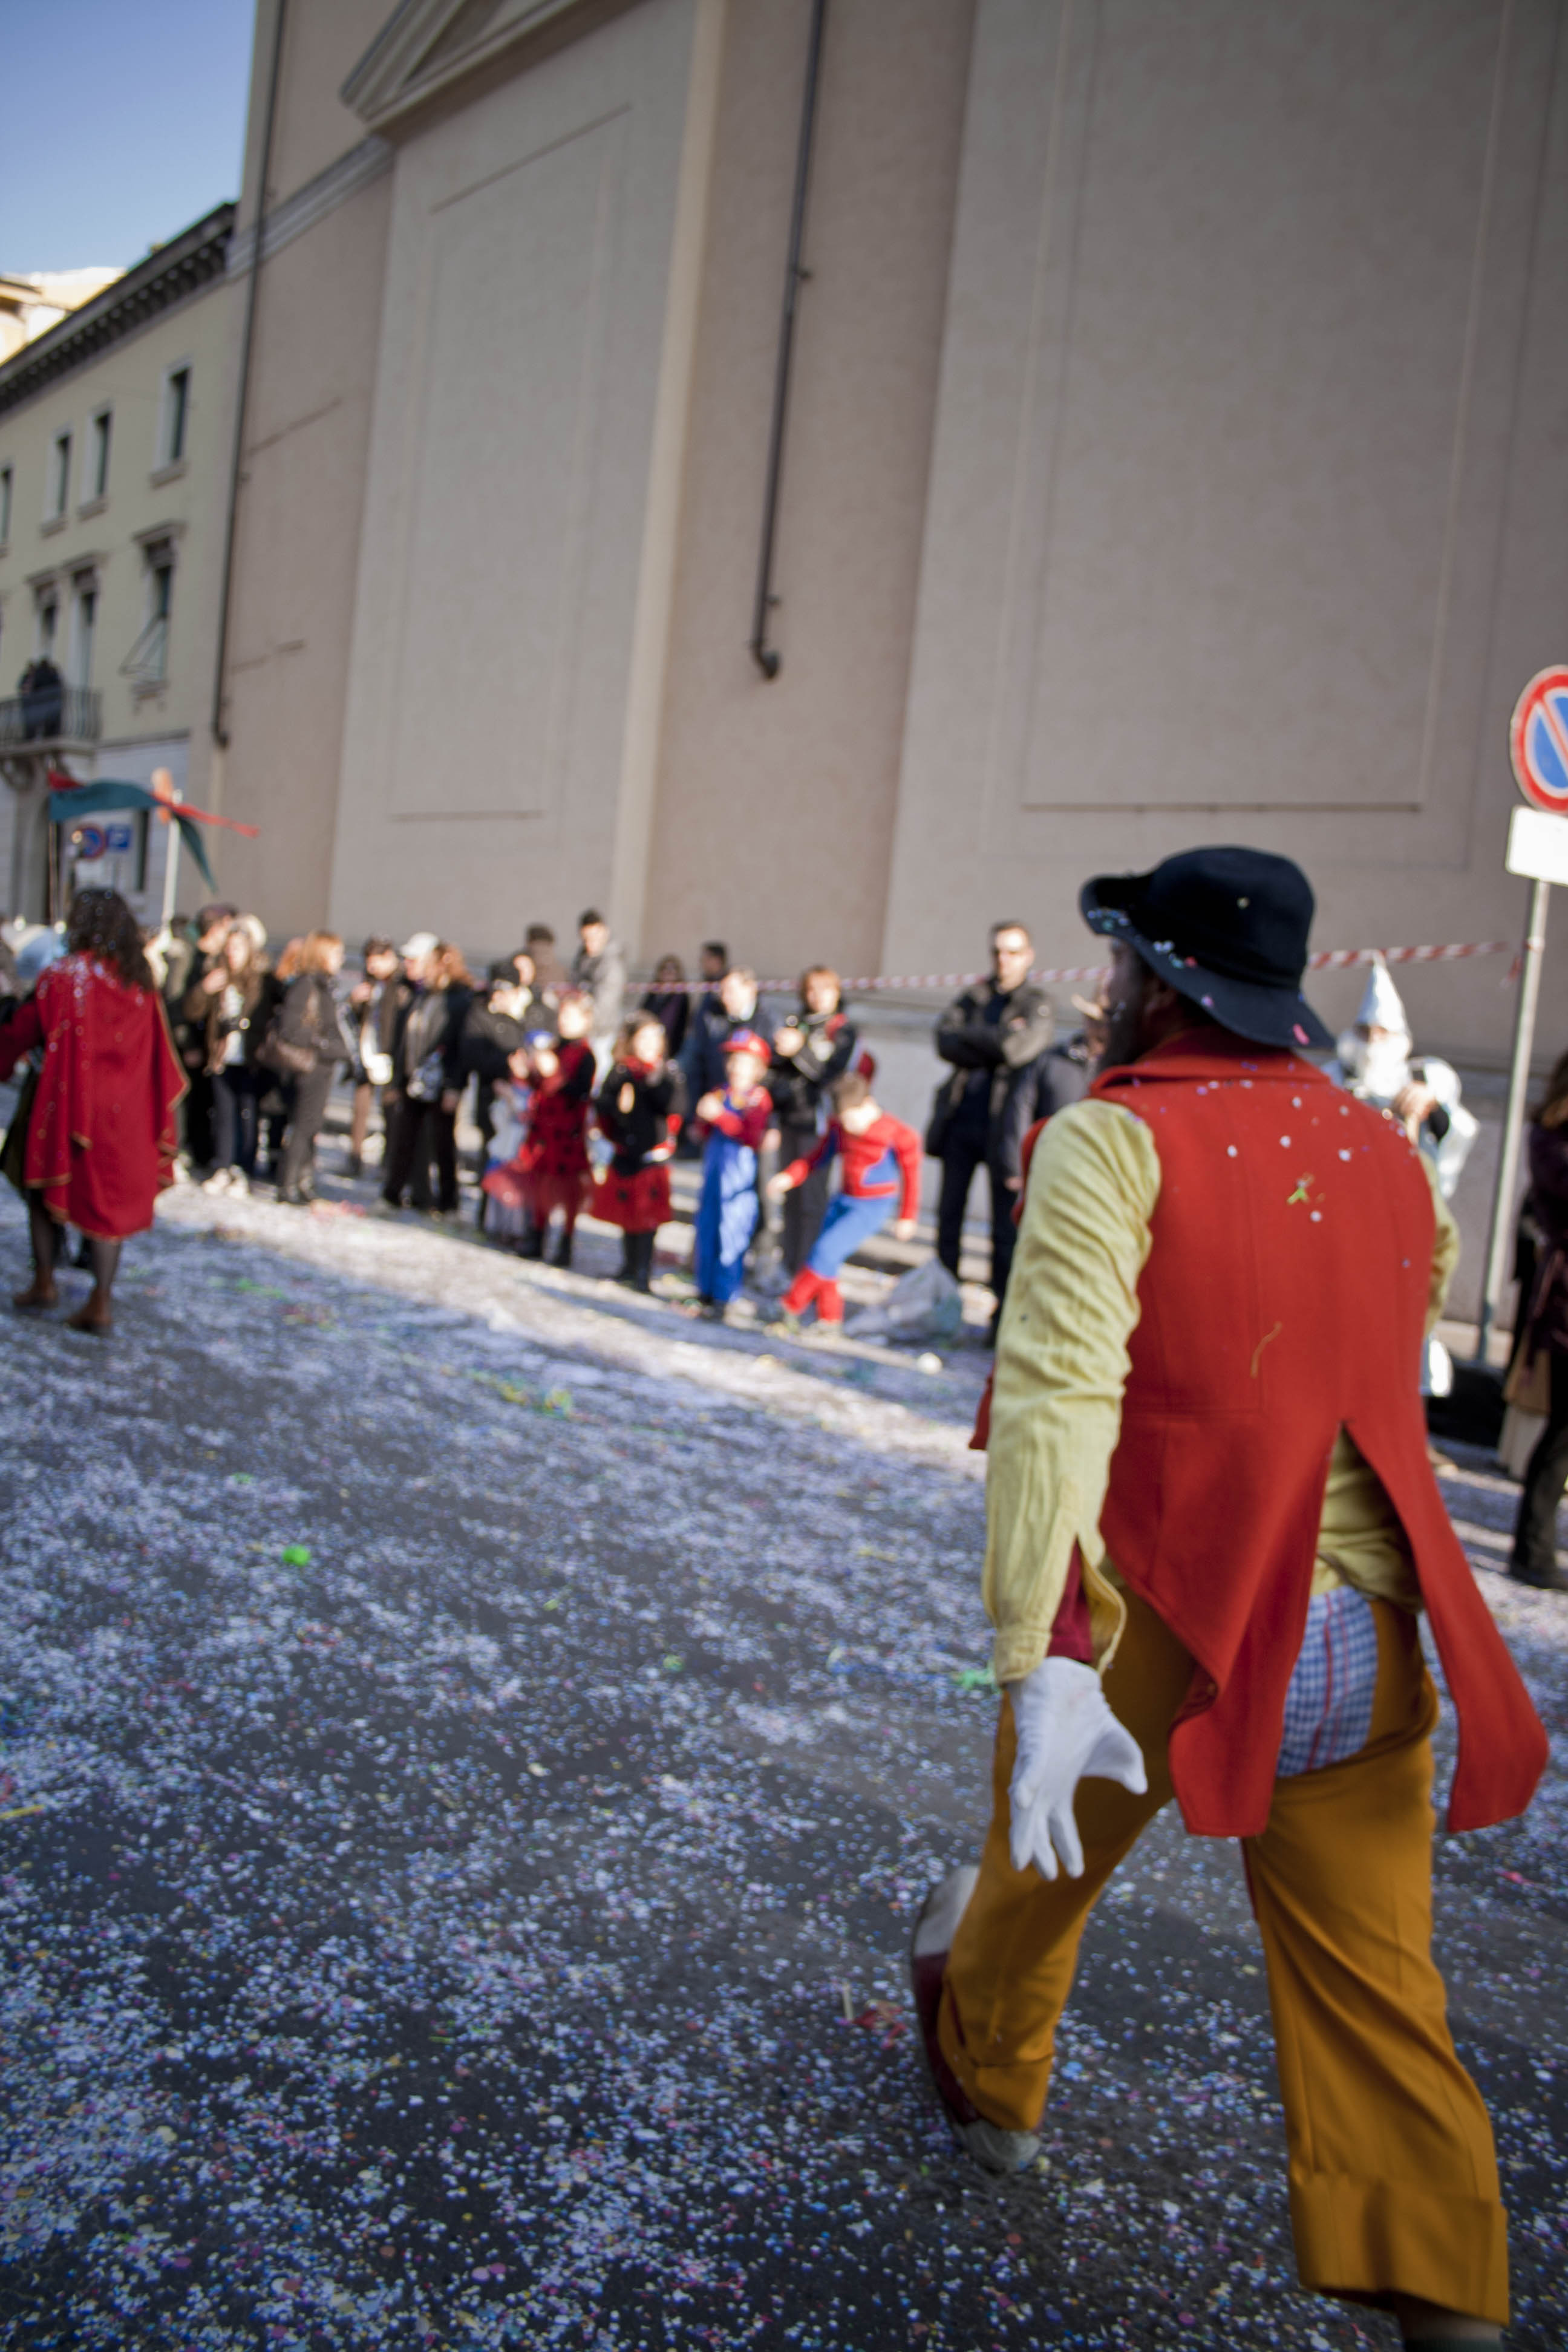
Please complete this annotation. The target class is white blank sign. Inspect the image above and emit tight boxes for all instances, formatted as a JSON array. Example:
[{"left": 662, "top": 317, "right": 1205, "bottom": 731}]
[{"left": 1506, "top": 804, "right": 1568, "bottom": 886}]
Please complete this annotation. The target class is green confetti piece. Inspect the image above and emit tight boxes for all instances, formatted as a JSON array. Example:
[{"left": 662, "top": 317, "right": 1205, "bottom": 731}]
[
  {"left": 227, "top": 1473, "right": 255, "bottom": 1488},
  {"left": 542, "top": 1388, "right": 572, "bottom": 1415},
  {"left": 661, "top": 1654, "right": 684, "bottom": 1674},
  {"left": 281, "top": 1546, "right": 312, "bottom": 1567},
  {"left": 954, "top": 1665, "right": 996, "bottom": 1694}
]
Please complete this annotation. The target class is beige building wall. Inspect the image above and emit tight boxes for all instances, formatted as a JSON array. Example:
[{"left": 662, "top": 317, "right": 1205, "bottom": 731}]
[
  {"left": 327, "top": 0, "right": 725, "bottom": 954},
  {"left": 217, "top": 0, "right": 1568, "bottom": 1072},
  {"left": 0, "top": 230, "right": 240, "bottom": 918},
  {"left": 884, "top": 0, "right": 1568, "bottom": 1063},
  {"left": 212, "top": 0, "right": 394, "bottom": 932},
  {"left": 642, "top": 0, "right": 976, "bottom": 983}
]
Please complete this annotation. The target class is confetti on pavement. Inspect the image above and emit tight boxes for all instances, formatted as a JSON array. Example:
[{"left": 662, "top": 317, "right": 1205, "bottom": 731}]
[{"left": 0, "top": 1170, "right": 1563, "bottom": 2348}]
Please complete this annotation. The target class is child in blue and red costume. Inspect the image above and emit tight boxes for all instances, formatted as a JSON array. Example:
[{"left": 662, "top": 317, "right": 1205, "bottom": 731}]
[
  {"left": 693, "top": 1030, "right": 773, "bottom": 1316},
  {"left": 767, "top": 1071, "right": 921, "bottom": 1330}
]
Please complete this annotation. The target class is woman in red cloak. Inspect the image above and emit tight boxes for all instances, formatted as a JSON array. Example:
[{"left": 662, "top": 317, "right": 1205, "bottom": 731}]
[{"left": 0, "top": 889, "right": 185, "bottom": 1333}]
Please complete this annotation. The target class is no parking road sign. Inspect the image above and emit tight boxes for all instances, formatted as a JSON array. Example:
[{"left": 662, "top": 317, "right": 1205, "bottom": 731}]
[
  {"left": 1509, "top": 665, "right": 1568, "bottom": 811},
  {"left": 1481, "top": 664, "right": 1568, "bottom": 1356}
]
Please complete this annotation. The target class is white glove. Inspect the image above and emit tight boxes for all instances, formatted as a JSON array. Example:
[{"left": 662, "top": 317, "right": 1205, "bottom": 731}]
[{"left": 1007, "top": 1657, "right": 1147, "bottom": 1881}]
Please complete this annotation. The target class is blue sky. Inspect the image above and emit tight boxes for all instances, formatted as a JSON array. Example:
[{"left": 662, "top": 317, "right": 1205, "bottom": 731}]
[{"left": 0, "top": 0, "right": 255, "bottom": 271}]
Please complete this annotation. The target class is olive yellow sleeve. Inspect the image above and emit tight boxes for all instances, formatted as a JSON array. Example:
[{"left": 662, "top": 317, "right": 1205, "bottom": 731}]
[{"left": 983, "top": 1100, "right": 1162, "bottom": 1685}]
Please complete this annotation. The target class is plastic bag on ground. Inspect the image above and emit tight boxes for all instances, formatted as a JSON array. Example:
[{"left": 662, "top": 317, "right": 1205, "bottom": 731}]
[{"left": 844, "top": 1256, "right": 964, "bottom": 1344}]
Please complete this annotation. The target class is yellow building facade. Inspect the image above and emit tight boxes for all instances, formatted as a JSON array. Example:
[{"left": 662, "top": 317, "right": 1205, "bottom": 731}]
[{"left": 0, "top": 210, "right": 238, "bottom": 921}]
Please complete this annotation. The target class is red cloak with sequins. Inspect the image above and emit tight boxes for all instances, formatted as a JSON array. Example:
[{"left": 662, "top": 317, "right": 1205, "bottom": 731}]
[{"left": 0, "top": 955, "right": 185, "bottom": 1236}]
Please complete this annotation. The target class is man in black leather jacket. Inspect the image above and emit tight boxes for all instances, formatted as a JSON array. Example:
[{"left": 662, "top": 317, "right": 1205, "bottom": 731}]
[{"left": 928, "top": 921, "right": 1056, "bottom": 1334}]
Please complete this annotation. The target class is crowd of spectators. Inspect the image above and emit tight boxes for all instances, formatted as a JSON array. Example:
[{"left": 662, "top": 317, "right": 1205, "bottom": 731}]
[{"left": 1, "top": 898, "right": 1080, "bottom": 1334}]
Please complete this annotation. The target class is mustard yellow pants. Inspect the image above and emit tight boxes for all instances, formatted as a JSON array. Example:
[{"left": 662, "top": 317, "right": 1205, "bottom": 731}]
[{"left": 937, "top": 1589, "right": 1509, "bottom": 2324}]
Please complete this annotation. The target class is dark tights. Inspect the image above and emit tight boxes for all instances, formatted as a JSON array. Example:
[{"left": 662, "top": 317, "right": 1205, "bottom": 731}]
[
  {"left": 28, "top": 1200, "right": 121, "bottom": 1296},
  {"left": 1512, "top": 1350, "right": 1568, "bottom": 1580}
]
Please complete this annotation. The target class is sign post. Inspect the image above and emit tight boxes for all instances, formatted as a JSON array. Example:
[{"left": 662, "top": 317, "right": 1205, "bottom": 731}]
[
  {"left": 1475, "top": 668, "right": 1568, "bottom": 1360},
  {"left": 154, "top": 768, "right": 183, "bottom": 931}
]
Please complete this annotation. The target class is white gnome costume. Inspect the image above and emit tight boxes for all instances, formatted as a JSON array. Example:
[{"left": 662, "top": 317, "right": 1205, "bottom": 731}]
[{"left": 1327, "top": 958, "right": 1478, "bottom": 1395}]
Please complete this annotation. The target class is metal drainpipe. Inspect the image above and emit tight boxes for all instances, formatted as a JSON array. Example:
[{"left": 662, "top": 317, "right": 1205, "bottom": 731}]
[
  {"left": 750, "top": 0, "right": 828, "bottom": 679},
  {"left": 211, "top": 0, "right": 288, "bottom": 749}
]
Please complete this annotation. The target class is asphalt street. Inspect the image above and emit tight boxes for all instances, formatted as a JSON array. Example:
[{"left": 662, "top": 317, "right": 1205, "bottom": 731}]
[{"left": 0, "top": 1166, "right": 1563, "bottom": 2351}]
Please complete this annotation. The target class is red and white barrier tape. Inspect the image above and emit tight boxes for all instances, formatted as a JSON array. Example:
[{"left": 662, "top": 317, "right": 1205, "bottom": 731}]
[
  {"left": 652, "top": 942, "right": 1511, "bottom": 994},
  {"left": 1305, "top": 941, "right": 1509, "bottom": 972}
]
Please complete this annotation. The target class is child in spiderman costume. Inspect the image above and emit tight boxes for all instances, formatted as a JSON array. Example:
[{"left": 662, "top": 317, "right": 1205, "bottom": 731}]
[{"left": 767, "top": 1071, "right": 921, "bottom": 1330}]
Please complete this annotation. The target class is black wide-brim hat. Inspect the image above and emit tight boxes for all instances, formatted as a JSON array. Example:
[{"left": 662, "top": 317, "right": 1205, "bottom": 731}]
[{"left": 1080, "top": 845, "right": 1334, "bottom": 1053}]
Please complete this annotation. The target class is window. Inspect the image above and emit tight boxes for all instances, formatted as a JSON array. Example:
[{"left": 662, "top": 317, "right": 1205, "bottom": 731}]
[
  {"left": 68, "top": 576, "right": 97, "bottom": 688},
  {"left": 47, "top": 430, "right": 71, "bottom": 519},
  {"left": 123, "top": 540, "right": 174, "bottom": 688},
  {"left": 160, "top": 366, "right": 190, "bottom": 466},
  {"left": 151, "top": 555, "right": 172, "bottom": 636},
  {"left": 86, "top": 408, "right": 111, "bottom": 502},
  {"left": 35, "top": 588, "right": 58, "bottom": 658},
  {"left": 0, "top": 465, "right": 11, "bottom": 546}
]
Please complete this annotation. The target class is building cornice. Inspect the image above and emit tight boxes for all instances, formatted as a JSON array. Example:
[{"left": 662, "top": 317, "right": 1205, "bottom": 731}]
[
  {"left": 342, "top": 0, "right": 604, "bottom": 133},
  {"left": 227, "top": 137, "right": 392, "bottom": 278},
  {"left": 0, "top": 206, "right": 236, "bottom": 420}
]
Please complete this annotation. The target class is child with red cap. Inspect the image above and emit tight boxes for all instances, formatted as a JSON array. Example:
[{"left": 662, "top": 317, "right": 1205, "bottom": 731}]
[{"left": 692, "top": 1030, "right": 773, "bottom": 1318}]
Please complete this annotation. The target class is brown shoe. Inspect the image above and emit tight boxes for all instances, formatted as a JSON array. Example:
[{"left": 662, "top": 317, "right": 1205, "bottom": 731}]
[
  {"left": 911, "top": 1865, "right": 1041, "bottom": 2175},
  {"left": 65, "top": 1288, "right": 113, "bottom": 1336},
  {"left": 11, "top": 1277, "right": 58, "bottom": 1312}
]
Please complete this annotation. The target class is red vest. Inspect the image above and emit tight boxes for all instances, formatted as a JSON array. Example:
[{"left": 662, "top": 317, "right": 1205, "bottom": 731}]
[{"left": 1083, "top": 1033, "right": 1545, "bottom": 1836}]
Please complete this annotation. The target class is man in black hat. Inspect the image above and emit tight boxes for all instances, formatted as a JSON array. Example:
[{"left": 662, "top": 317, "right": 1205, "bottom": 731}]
[{"left": 910, "top": 846, "right": 1544, "bottom": 2347}]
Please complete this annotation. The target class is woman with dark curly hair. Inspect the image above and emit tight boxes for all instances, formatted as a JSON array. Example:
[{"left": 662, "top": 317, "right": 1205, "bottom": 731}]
[{"left": 0, "top": 889, "right": 185, "bottom": 1332}]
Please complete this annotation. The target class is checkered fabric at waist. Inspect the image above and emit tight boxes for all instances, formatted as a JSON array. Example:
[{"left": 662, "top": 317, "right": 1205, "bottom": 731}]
[{"left": 1276, "top": 1587, "right": 1380, "bottom": 1778}]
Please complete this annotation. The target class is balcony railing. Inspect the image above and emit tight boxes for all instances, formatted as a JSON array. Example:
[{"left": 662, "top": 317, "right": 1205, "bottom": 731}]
[{"left": 0, "top": 684, "right": 102, "bottom": 748}]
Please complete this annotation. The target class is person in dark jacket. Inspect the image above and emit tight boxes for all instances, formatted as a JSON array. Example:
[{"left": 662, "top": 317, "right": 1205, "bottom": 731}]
[
  {"left": 275, "top": 933, "right": 351, "bottom": 1204},
  {"left": 768, "top": 966, "right": 858, "bottom": 1273},
  {"left": 462, "top": 959, "right": 533, "bottom": 1181},
  {"left": 675, "top": 942, "right": 730, "bottom": 1149},
  {"left": 167, "top": 902, "right": 235, "bottom": 1171},
  {"left": 185, "top": 920, "right": 267, "bottom": 1193},
  {"left": 21, "top": 655, "right": 63, "bottom": 740},
  {"left": 255, "top": 935, "right": 300, "bottom": 1182},
  {"left": 681, "top": 963, "right": 759, "bottom": 1106},
  {"left": 595, "top": 1012, "right": 687, "bottom": 1290},
  {"left": 929, "top": 922, "right": 1057, "bottom": 1332},
  {"left": 344, "top": 937, "right": 400, "bottom": 1178},
  {"left": 640, "top": 954, "right": 690, "bottom": 1063},
  {"left": 381, "top": 936, "right": 472, "bottom": 1214},
  {"left": 1509, "top": 1049, "right": 1568, "bottom": 1590}
]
